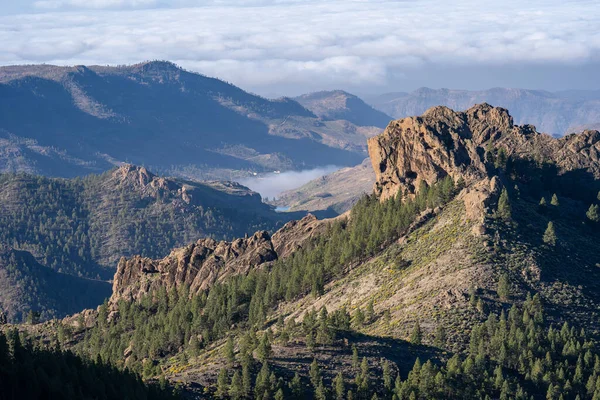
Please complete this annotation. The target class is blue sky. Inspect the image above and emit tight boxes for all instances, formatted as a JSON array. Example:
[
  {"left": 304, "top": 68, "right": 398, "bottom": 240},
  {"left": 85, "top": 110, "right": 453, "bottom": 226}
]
[{"left": 1, "top": 0, "right": 599, "bottom": 96}]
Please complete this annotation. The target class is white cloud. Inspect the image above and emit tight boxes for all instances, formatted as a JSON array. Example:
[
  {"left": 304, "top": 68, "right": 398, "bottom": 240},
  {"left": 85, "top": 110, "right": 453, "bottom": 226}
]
[
  {"left": 34, "top": 0, "right": 158, "bottom": 10},
  {"left": 240, "top": 166, "right": 340, "bottom": 200},
  {"left": 0, "top": 0, "right": 599, "bottom": 92}
]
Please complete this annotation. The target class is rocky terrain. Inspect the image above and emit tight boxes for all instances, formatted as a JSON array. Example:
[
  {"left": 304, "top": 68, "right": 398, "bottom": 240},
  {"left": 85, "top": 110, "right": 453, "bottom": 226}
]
[
  {"left": 0, "top": 62, "right": 376, "bottom": 179},
  {"left": 368, "top": 87, "right": 600, "bottom": 136},
  {"left": 111, "top": 214, "right": 326, "bottom": 304},
  {"left": 10, "top": 104, "right": 600, "bottom": 400},
  {"left": 368, "top": 103, "right": 600, "bottom": 201}
]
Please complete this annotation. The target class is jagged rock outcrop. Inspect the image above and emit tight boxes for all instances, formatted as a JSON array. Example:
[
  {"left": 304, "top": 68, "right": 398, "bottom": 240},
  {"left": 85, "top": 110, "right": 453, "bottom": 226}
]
[
  {"left": 271, "top": 214, "right": 326, "bottom": 258},
  {"left": 111, "top": 214, "right": 328, "bottom": 303},
  {"left": 112, "top": 231, "right": 277, "bottom": 303},
  {"left": 368, "top": 103, "right": 600, "bottom": 201}
]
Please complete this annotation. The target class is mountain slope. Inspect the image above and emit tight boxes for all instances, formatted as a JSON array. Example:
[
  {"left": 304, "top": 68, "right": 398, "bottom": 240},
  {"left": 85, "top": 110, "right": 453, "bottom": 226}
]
[
  {"left": 368, "top": 87, "right": 600, "bottom": 135},
  {"left": 0, "top": 246, "right": 111, "bottom": 322},
  {"left": 0, "top": 164, "right": 296, "bottom": 280},
  {"left": 0, "top": 62, "right": 371, "bottom": 178},
  {"left": 294, "top": 90, "right": 392, "bottom": 128},
  {"left": 272, "top": 158, "right": 375, "bottom": 214},
  {"left": 0, "top": 164, "right": 304, "bottom": 321},
  {"left": 26, "top": 104, "right": 600, "bottom": 399}
]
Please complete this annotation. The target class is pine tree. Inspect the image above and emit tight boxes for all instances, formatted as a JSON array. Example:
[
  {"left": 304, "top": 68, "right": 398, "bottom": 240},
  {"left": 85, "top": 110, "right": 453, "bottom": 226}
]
[
  {"left": 289, "top": 373, "right": 303, "bottom": 399},
  {"left": 383, "top": 309, "right": 391, "bottom": 326},
  {"left": 352, "top": 345, "right": 359, "bottom": 369},
  {"left": 497, "top": 188, "right": 512, "bottom": 221},
  {"left": 497, "top": 273, "right": 511, "bottom": 300},
  {"left": 353, "top": 307, "right": 365, "bottom": 328},
  {"left": 315, "top": 383, "right": 327, "bottom": 400},
  {"left": 495, "top": 147, "right": 508, "bottom": 170},
  {"left": 241, "top": 353, "right": 253, "bottom": 397},
  {"left": 224, "top": 336, "right": 235, "bottom": 364},
  {"left": 434, "top": 324, "right": 446, "bottom": 348},
  {"left": 365, "top": 300, "right": 375, "bottom": 323},
  {"left": 410, "top": 321, "right": 422, "bottom": 345},
  {"left": 255, "top": 362, "right": 271, "bottom": 399},
  {"left": 383, "top": 359, "right": 392, "bottom": 392},
  {"left": 274, "top": 388, "right": 285, "bottom": 400},
  {"left": 543, "top": 221, "right": 557, "bottom": 247},
  {"left": 256, "top": 333, "right": 272, "bottom": 361},
  {"left": 229, "top": 370, "right": 243, "bottom": 400},
  {"left": 216, "top": 368, "right": 229, "bottom": 398},
  {"left": 540, "top": 197, "right": 547, "bottom": 207},
  {"left": 310, "top": 358, "right": 322, "bottom": 389},
  {"left": 477, "top": 298, "right": 486, "bottom": 314},
  {"left": 359, "top": 357, "right": 370, "bottom": 397},
  {"left": 551, "top": 193, "right": 560, "bottom": 206},
  {"left": 587, "top": 204, "right": 600, "bottom": 223},
  {"left": 334, "top": 371, "right": 345, "bottom": 400},
  {"left": 306, "top": 330, "right": 316, "bottom": 350}
]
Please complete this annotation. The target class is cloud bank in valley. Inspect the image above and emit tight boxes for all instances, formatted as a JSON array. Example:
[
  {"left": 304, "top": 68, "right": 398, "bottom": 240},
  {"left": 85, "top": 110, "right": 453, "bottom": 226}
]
[
  {"left": 239, "top": 166, "right": 340, "bottom": 201},
  {"left": 1, "top": 0, "right": 599, "bottom": 94}
]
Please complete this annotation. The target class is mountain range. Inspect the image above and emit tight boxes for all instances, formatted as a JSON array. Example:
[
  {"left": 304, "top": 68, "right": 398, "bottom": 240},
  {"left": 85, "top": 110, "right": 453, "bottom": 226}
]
[
  {"left": 367, "top": 87, "right": 600, "bottom": 136},
  {"left": 0, "top": 164, "right": 304, "bottom": 322},
  {"left": 273, "top": 88, "right": 600, "bottom": 215},
  {"left": 8, "top": 103, "right": 600, "bottom": 400},
  {"left": 0, "top": 62, "right": 379, "bottom": 180}
]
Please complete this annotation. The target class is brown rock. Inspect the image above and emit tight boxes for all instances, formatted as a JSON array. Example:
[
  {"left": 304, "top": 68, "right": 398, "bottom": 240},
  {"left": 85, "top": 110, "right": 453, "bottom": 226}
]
[
  {"left": 368, "top": 103, "right": 600, "bottom": 201},
  {"left": 110, "top": 214, "right": 330, "bottom": 304},
  {"left": 271, "top": 214, "right": 327, "bottom": 258},
  {"left": 111, "top": 230, "right": 277, "bottom": 303}
]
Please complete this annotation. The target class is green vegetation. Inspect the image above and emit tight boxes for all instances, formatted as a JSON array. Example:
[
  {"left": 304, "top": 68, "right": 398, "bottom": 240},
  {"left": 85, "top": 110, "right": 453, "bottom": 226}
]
[
  {"left": 543, "top": 221, "right": 557, "bottom": 247},
  {"left": 77, "top": 177, "right": 459, "bottom": 371},
  {"left": 0, "top": 171, "right": 280, "bottom": 280},
  {"left": 0, "top": 248, "right": 110, "bottom": 322},
  {"left": 497, "top": 188, "right": 512, "bottom": 221},
  {"left": 497, "top": 273, "right": 511, "bottom": 301},
  {"left": 0, "top": 329, "right": 175, "bottom": 399},
  {"left": 211, "top": 296, "right": 600, "bottom": 400},
  {"left": 587, "top": 204, "right": 599, "bottom": 223}
]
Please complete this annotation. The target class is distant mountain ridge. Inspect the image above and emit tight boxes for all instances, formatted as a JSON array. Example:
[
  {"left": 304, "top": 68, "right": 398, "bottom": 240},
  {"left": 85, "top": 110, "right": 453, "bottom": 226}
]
[
  {"left": 0, "top": 61, "right": 375, "bottom": 179},
  {"left": 367, "top": 87, "right": 600, "bottom": 135},
  {"left": 0, "top": 164, "right": 305, "bottom": 321},
  {"left": 294, "top": 90, "right": 392, "bottom": 128},
  {"left": 0, "top": 246, "right": 110, "bottom": 322},
  {"left": 0, "top": 164, "right": 294, "bottom": 279}
]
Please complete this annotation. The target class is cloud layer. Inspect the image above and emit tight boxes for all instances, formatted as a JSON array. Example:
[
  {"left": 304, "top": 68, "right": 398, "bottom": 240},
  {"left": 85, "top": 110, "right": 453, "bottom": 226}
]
[
  {"left": 1, "top": 0, "right": 599, "bottom": 94},
  {"left": 240, "top": 166, "right": 340, "bottom": 200}
]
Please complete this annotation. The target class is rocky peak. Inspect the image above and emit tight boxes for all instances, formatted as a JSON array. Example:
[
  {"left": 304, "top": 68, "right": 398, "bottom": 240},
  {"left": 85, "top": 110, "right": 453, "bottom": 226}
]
[
  {"left": 368, "top": 103, "right": 600, "bottom": 201},
  {"left": 111, "top": 230, "right": 277, "bottom": 303},
  {"left": 111, "top": 164, "right": 177, "bottom": 195},
  {"left": 110, "top": 215, "right": 328, "bottom": 304},
  {"left": 271, "top": 214, "right": 326, "bottom": 258}
]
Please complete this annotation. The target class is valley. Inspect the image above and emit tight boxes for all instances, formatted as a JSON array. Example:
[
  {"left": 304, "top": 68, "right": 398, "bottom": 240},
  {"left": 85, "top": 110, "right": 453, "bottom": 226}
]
[{"left": 3, "top": 103, "right": 600, "bottom": 399}]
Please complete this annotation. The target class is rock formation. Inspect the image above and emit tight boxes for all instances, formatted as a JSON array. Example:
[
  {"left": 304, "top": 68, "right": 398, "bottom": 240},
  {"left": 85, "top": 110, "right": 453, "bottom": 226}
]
[
  {"left": 111, "top": 215, "right": 326, "bottom": 303},
  {"left": 368, "top": 103, "right": 600, "bottom": 201}
]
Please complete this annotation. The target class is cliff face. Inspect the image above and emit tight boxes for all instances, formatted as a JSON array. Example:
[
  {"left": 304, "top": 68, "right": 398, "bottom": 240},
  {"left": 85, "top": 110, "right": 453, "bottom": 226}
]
[
  {"left": 111, "top": 215, "right": 325, "bottom": 303},
  {"left": 368, "top": 103, "right": 600, "bottom": 201}
]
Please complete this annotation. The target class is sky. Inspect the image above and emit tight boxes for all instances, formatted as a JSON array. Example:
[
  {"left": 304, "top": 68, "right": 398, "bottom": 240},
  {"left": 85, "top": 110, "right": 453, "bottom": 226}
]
[{"left": 1, "top": 0, "right": 599, "bottom": 96}]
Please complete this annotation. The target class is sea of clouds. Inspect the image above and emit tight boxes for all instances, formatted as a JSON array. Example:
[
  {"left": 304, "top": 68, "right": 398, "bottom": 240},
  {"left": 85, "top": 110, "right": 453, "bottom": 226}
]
[{"left": 1, "top": 0, "right": 599, "bottom": 94}]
